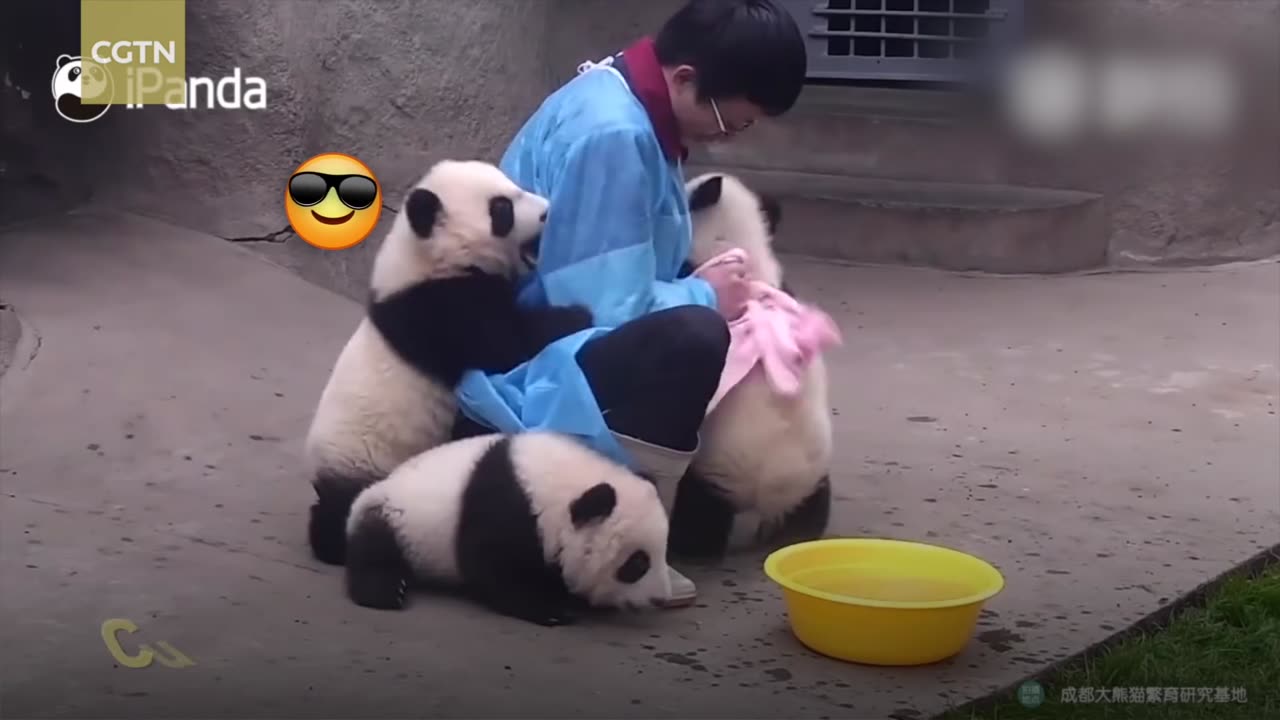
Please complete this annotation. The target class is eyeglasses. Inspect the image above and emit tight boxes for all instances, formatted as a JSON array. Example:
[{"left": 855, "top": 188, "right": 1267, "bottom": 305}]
[
  {"left": 710, "top": 98, "right": 754, "bottom": 135},
  {"left": 288, "top": 172, "right": 379, "bottom": 210}
]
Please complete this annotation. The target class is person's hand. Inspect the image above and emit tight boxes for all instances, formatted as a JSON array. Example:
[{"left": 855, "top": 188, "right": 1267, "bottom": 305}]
[{"left": 697, "top": 256, "right": 751, "bottom": 321}]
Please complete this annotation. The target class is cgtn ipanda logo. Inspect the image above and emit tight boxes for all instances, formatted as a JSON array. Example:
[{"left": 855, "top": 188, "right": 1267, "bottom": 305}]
[
  {"left": 51, "top": 54, "right": 114, "bottom": 123},
  {"left": 86, "top": 39, "right": 268, "bottom": 112},
  {"left": 50, "top": 44, "right": 269, "bottom": 123}
]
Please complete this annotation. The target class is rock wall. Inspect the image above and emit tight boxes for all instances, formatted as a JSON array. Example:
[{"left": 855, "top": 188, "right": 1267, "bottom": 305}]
[
  {"left": 544, "top": 0, "right": 685, "bottom": 90},
  {"left": 2, "top": 0, "right": 1276, "bottom": 297},
  {"left": 1005, "top": 0, "right": 1280, "bottom": 265},
  {"left": 3, "top": 0, "right": 560, "bottom": 300}
]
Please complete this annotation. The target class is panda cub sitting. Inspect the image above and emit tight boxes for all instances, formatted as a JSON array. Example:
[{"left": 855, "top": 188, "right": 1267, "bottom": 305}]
[
  {"left": 670, "top": 173, "right": 834, "bottom": 560},
  {"left": 304, "top": 160, "right": 592, "bottom": 566},
  {"left": 344, "top": 432, "right": 674, "bottom": 627}
]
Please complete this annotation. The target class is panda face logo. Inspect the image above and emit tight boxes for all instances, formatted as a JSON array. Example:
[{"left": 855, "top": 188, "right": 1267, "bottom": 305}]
[{"left": 51, "top": 54, "right": 113, "bottom": 123}]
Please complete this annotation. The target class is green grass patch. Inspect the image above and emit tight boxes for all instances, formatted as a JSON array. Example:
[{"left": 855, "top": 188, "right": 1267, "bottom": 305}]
[{"left": 941, "top": 557, "right": 1280, "bottom": 719}]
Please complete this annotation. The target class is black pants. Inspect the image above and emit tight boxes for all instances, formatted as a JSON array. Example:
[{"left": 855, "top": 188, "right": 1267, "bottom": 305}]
[{"left": 452, "top": 305, "right": 730, "bottom": 452}]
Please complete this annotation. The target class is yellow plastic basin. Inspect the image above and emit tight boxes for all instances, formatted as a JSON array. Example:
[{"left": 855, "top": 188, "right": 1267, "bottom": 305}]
[{"left": 763, "top": 538, "right": 1005, "bottom": 666}]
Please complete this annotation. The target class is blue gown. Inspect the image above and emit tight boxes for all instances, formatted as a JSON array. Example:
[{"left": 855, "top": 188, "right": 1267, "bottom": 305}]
[{"left": 455, "top": 64, "right": 717, "bottom": 466}]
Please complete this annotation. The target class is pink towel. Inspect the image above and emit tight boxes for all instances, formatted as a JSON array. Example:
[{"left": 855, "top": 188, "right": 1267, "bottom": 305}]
[{"left": 693, "top": 249, "right": 842, "bottom": 413}]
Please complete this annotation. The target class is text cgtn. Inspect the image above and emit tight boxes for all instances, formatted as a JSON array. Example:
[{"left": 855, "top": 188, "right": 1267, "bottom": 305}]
[
  {"left": 123, "top": 67, "right": 267, "bottom": 110},
  {"left": 91, "top": 40, "right": 177, "bottom": 65}
]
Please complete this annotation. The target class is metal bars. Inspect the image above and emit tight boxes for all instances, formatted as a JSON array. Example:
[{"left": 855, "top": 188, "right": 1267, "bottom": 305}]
[{"left": 776, "top": 0, "right": 1025, "bottom": 83}]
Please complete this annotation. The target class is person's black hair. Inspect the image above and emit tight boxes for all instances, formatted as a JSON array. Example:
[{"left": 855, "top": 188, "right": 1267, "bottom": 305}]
[{"left": 653, "top": 0, "right": 807, "bottom": 117}]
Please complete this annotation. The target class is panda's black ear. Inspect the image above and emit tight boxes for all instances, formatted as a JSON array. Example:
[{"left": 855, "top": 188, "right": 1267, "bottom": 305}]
[
  {"left": 57, "top": 54, "right": 74, "bottom": 69},
  {"left": 405, "top": 188, "right": 442, "bottom": 238},
  {"left": 759, "top": 193, "right": 782, "bottom": 235},
  {"left": 688, "top": 175, "right": 723, "bottom": 213},
  {"left": 569, "top": 482, "right": 616, "bottom": 528}
]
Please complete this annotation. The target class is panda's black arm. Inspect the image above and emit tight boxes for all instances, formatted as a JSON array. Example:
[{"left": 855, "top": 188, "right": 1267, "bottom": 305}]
[
  {"left": 370, "top": 276, "right": 530, "bottom": 379},
  {"left": 517, "top": 304, "right": 594, "bottom": 357},
  {"left": 437, "top": 275, "right": 593, "bottom": 369},
  {"left": 371, "top": 276, "right": 594, "bottom": 377},
  {"left": 450, "top": 279, "right": 548, "bottom": 373}
]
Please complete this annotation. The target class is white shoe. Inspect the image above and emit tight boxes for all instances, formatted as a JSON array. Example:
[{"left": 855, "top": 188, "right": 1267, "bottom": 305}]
[
  {"left": 611, "top": 431, "right": 701, "bottom": 607},
  {"left": 662, "top": 566, "right": 698, "bottom": 608}
]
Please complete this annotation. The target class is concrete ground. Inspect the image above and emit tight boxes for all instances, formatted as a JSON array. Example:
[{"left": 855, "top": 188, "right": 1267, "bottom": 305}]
[{"left": 1, "top": 209, "right": 1277, "bottom": 719}]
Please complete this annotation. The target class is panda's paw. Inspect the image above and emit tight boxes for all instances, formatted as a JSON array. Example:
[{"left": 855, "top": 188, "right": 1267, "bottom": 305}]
[
  {"left": 393, "top": 577, "right": 409, "bottom": 607},
  {"left": 347, "top": 570, "right": 410, "bottom": 611},
  {"left": 522, "top": 305, "right": 594, "bottom": 350},
  {"left": 559, "top": 304, "right": 593, "bottom": 331}
]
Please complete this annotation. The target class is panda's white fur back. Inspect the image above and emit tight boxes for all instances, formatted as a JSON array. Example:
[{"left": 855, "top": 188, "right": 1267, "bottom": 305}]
[
  {"left": 304, "top": 318, "right": 457, "bottom": 485},
  {"left": 696, "top": 357, "right": 831, "bottom": 516},
  {"left": 346, "top": 433, "right": 497, "bottom": 581},
  {"left": 684, "top": 173, "right": 834, "bottom": 540}
]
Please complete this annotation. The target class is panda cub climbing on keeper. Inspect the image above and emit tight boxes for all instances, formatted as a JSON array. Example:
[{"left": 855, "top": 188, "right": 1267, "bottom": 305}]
[
  {"left": 304, "top": 160, "right": 594, "bottom": 566},
  {"left": 344, "top": 432, "right": 675, "bottom": 627}
]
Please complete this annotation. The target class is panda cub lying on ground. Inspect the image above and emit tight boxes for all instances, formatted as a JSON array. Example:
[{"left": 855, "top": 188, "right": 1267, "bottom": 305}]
[
  {"left": 344, "top": 432, "right": 674, "bottom": 626},
  {"left": 304, "top": 160, "right": 593, "bottom": 567},
  {"left": 670, "top": 173, "right": 834, "bottom": 560}
]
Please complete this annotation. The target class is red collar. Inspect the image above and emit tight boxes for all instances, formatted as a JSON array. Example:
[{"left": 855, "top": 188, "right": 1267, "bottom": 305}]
[{"left": 618, "top": 37, "right": 687, "bottom": 163}]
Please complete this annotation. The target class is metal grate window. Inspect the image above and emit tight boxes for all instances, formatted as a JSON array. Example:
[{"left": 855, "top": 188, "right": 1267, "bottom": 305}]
[{"left": 777, "top": 0, "right": 1024, "bottom": 83}]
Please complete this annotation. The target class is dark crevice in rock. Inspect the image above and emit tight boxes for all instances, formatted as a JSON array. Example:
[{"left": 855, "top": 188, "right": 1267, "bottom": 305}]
[
  {"left": 223, "top": 226, "right": 293, "bottom": 243},
  {"left": 22, "top": 330, "right": 41, "bottom": 371}
]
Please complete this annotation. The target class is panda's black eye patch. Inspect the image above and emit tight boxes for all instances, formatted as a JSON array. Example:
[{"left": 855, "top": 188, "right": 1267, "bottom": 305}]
[
  {"left": 615, "top": 550, "right": 650, "bottom": 585},
  {"left": 489, "top": 196, "right": 515, "bottom": 238}
]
